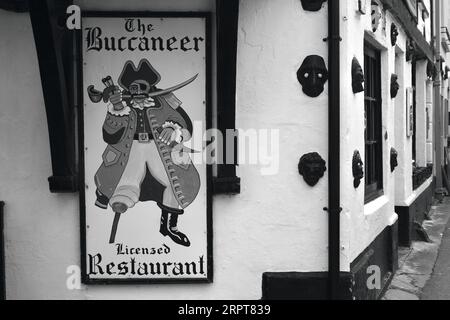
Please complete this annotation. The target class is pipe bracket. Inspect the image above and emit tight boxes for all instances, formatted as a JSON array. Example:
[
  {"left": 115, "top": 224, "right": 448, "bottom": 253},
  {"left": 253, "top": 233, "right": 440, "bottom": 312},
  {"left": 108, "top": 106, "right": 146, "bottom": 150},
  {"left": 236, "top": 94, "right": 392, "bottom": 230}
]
[
  {"left": 323, "top": 207, "right": 343, "bottom": 214},
  {"left": 323, "top": 36, "right": 342, "bottom": 42}
]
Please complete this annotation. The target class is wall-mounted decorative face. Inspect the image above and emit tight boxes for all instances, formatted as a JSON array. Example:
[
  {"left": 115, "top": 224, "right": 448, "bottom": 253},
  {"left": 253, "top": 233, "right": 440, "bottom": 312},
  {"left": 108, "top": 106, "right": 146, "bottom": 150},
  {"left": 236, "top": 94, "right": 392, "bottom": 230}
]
[
  {"left": 445, "top": 66, "right": 450, "bottom": 81},
  {"left": 297, "top": 55, "right": 329, "bottom": 98},
  {"left": 391, "top": 23, "right": 399, "bottom": 46},
  {"left": 427, "top": 60, "right": 436, "bottom": 80},
  {"left": 371, "top": 2, "right": 382, "bottom": 32},
  {"left": 352, "top": 57, "right": 365, "bottom": 94},
  {"left": 391, "top": 74, "right": 400, "bottom": 98},
  {"left": 406, "top": 39, "right": 416, "bottom": 62},
  {"left": 300, "top": 0, "right": 327, "bottom": 12},
  {"left": 352, "top": 150, "right": 364, "bottom": 189},
  {"left": 298, "top": 152, "right": 327, "bottom": 187},
  {"left": 390, "top": 148, "right": 398, "bottom": 172}
]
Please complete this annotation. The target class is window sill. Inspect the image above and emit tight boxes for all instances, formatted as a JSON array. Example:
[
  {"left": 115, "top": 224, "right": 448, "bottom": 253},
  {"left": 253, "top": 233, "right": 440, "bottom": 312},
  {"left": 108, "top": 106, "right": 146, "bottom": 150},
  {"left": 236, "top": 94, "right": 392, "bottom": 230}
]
[
  {"left": 400, "top": 176, "right": 433, "bottom": 207},
  {"left": 364, "top": 195, "right": 389, "bottom": 217},
  {"left": 364, "top": 189, "right": 384, "bottom": 205}
]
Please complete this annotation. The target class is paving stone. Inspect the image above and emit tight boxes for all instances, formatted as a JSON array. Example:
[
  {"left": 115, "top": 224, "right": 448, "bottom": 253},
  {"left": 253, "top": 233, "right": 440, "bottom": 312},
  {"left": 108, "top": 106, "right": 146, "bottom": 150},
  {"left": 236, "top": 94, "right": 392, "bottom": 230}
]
[
  {"left": 382, "top": 198, "right": 450, "bottom": 300},
  {"left": 390, "top": 276, "right": 419, "bottom": 294},
  {"left": 384, "top": 289, "right": 419, "bottom": 300}
]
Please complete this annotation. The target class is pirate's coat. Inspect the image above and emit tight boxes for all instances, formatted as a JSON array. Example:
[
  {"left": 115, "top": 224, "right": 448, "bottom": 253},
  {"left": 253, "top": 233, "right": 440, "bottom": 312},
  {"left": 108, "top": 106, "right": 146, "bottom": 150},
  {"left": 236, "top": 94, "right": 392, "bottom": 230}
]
[{"left": 94, "top": 93, "right": 200, "bottom": 210}]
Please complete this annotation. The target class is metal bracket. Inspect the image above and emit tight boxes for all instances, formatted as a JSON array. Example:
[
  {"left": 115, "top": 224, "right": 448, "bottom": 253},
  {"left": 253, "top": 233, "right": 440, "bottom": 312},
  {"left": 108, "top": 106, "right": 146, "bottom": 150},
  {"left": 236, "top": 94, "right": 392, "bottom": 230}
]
[
  {"left": 323, "top": 207, "right": 343, "bottom": 214},
  {"left": 323, "top": 36, "right": 342, "bottom": 42}
]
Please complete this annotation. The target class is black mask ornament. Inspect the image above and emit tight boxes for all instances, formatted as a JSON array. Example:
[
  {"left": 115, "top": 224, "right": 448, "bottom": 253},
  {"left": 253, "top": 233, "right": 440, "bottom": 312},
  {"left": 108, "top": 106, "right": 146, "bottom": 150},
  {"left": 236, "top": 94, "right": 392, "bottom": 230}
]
[
  {"left": 353, "top": 151, "right": 364, "bottom": 189},
  {"left": 391, "top": 24, "right": 399, "bottom": 46},
  {"left": 298, "top": 152, "right": 327, "bottom": 187},
  {"left": 427, "top": 60, "right": 436, "bottom": 80},
  {"left": 352, "top": 57, "right": 365, "bottom": 94},
  {"left": 300, "top": 0, "right": 327, "bottom": 12},
  {"left": 297, "top": 55, "right": 329, "bottom": 98},
  {"left": 371, "top": 2, "right": 382, "bottom": 33},
  {"left": 391, "top": 74, "right": 400, "bottom": 99},
  {"left": 390, "top": 148, "right": 398, "bottom": 172},
  {"left": 445, "top": 66, "right": 450, "bottom": 81},
  {"left": 406, "top": 39, "right": 416, "bottom": 62}
]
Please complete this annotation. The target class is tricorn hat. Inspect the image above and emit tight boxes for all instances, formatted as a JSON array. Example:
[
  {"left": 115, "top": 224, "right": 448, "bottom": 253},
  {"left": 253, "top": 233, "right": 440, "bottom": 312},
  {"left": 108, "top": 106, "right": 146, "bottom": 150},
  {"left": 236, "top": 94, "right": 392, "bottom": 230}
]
[{"left": 118, "top": 59, "right": 161, "bottom": 91}]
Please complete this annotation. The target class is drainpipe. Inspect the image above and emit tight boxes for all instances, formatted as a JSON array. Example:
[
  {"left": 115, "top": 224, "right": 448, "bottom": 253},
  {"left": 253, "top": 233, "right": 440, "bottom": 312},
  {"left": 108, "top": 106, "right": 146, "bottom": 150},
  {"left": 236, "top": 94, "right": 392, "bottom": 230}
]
[
  {"left": 434, "top": 0, "right": 443, "bottom": 190},
  {"left": 327, "top": 0, "right": 341, "bottom": 300}
]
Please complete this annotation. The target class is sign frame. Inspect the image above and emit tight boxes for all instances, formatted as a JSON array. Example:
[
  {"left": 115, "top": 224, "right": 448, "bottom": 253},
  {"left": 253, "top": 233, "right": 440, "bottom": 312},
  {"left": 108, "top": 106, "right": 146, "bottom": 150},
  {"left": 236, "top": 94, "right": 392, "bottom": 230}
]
[
  {"left": 406, "top": 87, "right": 414, "bottom": 137},
  {"left": 77, "top": 11, "right": 213, "bottom": 285}
]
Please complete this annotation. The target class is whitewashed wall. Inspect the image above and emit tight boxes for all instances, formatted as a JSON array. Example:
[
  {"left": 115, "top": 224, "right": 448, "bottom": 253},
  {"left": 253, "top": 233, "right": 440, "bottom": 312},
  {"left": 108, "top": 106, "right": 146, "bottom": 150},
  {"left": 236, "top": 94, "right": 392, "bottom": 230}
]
[
  {"left": 3, "top": 0, "right": 441, "bottom": 301},
  {"left": 0, "top": 9, "right": 85, "bottom": 299},
  {"left": 416, "top": 60, "right": 429, "bottom": 167},
  {"left": 1, "top": 0, "right": 332, "bottom": 299},
  {"left": 234, "top": 0, "right": 330, "bottom": 273},
  {"left": 339, "top": 0, "right": 402, "bottom": 263}
]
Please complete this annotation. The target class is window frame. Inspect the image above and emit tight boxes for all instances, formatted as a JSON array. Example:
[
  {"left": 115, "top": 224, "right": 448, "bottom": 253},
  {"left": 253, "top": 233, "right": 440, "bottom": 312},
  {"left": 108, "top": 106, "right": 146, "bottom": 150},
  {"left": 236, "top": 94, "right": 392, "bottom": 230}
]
[{"left": 364, "top": 44, "right": 384, "bottom": 204}]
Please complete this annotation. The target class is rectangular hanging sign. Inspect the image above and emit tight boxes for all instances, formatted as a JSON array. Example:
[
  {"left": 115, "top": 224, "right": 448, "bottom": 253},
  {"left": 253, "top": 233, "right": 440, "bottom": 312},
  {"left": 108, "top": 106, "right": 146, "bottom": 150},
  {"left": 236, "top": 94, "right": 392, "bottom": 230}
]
[
  {"left": 79, "top": 12, "right": 212, "bottom": 284},
  {"left": 406, "top": 87, "right": 414, "bottom": 137}
]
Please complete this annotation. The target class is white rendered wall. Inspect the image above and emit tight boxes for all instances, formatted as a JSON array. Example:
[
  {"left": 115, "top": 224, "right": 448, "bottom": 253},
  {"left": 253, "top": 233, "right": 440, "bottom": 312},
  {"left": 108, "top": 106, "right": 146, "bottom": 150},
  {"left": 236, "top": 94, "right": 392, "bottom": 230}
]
[
  {"left": 0, "top": 10, "right": 84, "bottom": 300},
  {"left": 340, "top": 0, "right": 401, "bottom": 263},
  {"left": 1, "top": 0, "right": 332, "bottom": 299},
  {"left": 416, "top": 60, "right": 429, "bottom": 167},
  {"left": 394, "top": 50, "right": 414, "bottom": 206}
]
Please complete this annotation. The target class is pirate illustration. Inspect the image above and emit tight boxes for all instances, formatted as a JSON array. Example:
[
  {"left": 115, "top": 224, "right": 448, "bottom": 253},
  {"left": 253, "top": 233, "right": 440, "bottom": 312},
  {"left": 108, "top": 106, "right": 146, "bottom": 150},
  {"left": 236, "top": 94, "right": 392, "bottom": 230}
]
[{"left": 87, "top": 59, "right": 201, "bottom": 247}]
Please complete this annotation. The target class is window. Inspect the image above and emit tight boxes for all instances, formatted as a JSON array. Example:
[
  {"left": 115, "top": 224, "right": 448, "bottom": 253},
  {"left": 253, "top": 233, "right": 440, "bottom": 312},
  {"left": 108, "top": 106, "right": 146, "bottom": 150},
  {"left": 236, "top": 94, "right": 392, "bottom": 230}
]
[{"left": 364, "top": 44, "right": 383, "bottom": 203}]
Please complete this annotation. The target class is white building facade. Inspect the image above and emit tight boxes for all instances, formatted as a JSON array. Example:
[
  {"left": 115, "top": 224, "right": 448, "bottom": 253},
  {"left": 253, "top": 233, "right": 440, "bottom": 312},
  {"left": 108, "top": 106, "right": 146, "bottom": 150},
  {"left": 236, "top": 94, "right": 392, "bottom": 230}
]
[{"left": 0, "top": 0, "right": 449, "bottom": 300}]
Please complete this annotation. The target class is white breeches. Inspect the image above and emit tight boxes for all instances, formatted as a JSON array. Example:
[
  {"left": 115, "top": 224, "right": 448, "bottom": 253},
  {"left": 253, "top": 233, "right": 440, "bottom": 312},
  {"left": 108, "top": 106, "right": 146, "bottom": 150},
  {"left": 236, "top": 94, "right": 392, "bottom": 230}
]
[{"left": 110, "top": 140, "right": 179, "bottom": 210}]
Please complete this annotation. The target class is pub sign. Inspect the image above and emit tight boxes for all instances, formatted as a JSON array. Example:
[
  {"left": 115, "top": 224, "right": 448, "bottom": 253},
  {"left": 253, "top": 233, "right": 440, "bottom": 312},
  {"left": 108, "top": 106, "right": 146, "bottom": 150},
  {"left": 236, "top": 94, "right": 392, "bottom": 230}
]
[{"left": 80, "top": 12, "right": 212, "bottom": 284}]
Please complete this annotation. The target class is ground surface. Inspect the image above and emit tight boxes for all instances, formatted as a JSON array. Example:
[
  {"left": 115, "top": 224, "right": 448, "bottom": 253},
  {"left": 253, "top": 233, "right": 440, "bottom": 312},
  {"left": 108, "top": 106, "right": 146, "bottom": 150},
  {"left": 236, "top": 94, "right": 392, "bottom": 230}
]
[
  {"left": 383, "top": 197, "right": 450, "bottom": 300},
  {"left": 422, "top": 203, "right": 450, "bottom": 300}
]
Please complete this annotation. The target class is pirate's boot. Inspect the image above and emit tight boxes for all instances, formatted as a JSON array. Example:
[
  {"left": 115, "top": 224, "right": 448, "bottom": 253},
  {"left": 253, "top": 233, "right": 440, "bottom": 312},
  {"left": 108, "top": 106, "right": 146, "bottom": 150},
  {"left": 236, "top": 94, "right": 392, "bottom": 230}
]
[{"left": 158, "top": 204, "right": 190, "bottom": 247}]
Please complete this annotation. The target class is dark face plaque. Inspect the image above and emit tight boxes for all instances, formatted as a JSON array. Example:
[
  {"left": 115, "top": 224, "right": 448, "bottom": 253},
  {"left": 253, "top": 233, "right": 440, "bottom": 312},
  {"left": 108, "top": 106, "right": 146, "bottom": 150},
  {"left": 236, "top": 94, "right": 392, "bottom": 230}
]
[
  {"left": 297, "top": 55, "right": 329, "bottom": 98},
  {"left": 427, "top": 60, "right": 437, "bottom": 80},
  {"left": 298, "top": 152, "right": 327, "bottom": 187},
  {"left": 391, "top": 74, "right": 400, "bottom": 99},
  {"left": 406, "top": 39, "right": 416, "bottom": 62},
  {"left": 391, "top": 23, "right": 399, "bottom": 46},
  {"left": 371, "top": 2, "right": 382, "bottom": 32},
  {"left": 352, "top": 57, "right": 365, "bottom": 94},
  {"left": 391, "top": 148, "right": 398, "bottom": 172},
  {"left": 300, "top": 0, "right": 327, "bottom": 12},
  {"left": 352, "top": 150, "right": 364, "bottom": 189},
  {"left": 445, "top": 66, "right": 450, "bottom": 80}
]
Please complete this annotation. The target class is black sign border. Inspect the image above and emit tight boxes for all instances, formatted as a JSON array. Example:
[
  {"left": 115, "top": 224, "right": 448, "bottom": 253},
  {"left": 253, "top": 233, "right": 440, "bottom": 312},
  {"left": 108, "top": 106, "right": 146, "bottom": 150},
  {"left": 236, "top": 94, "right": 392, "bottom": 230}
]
[{"left": 78, "top": 11, "right": 213, "bottom": 285}]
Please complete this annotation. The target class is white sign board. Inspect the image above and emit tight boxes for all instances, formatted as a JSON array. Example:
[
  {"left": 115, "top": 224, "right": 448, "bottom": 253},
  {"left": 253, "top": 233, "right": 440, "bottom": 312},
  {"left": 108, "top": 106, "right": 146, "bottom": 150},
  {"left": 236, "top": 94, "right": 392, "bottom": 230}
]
[{"left": 80, "top": 13, "right": 212, "bottom": 284}]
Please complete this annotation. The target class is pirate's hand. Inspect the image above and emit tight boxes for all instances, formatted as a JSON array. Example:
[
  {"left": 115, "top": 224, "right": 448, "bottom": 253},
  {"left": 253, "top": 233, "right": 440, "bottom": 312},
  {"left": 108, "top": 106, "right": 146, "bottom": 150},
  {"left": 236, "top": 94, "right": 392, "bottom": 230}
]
[
  {"left": 159, "top": 128, "right": 176, "bottom": 145},
  {"left": 161, "top": 121, "right": 184, "bottom": 144},
  {"left": 110, "top": 90, "right": 122, "bottom": 105}
]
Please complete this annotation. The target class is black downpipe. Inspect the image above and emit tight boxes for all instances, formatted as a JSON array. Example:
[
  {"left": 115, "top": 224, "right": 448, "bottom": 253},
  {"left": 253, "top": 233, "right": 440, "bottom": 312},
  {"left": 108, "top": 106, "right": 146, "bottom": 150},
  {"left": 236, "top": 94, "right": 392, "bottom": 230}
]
[{"left": 327, "top": 0, "right": 341, "bottom": 300}]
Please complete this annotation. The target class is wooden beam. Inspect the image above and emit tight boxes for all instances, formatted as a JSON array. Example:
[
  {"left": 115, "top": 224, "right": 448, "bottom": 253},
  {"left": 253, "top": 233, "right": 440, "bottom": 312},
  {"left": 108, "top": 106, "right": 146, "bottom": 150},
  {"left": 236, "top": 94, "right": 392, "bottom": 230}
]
[
  {"left": 29, "top": 0, "right": 78, "bottom": 192},
  {"left": 214, "top": 0, "right": 241, "bottom": 194}
]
